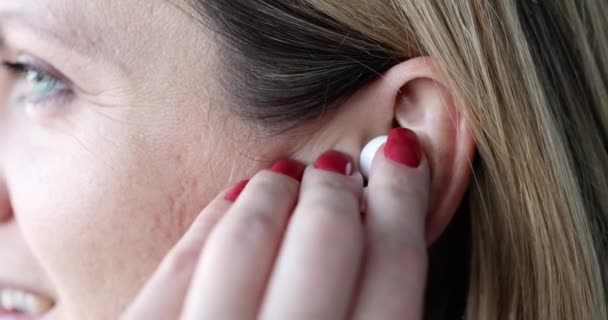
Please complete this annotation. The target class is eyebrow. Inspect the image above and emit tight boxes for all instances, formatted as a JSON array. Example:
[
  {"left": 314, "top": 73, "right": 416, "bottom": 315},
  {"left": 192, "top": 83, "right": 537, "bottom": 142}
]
[{"left": 0, "top": 10, "right": 101, "bottom": 59}]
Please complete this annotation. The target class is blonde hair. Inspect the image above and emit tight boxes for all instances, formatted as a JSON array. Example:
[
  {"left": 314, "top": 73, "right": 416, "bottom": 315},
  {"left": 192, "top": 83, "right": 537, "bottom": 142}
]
[{"left": 193, "top": 0, "right": 608, "bottom": 318}]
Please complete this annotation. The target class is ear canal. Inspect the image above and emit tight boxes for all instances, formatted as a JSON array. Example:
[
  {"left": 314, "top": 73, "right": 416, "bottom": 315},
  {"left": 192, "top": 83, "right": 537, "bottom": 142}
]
[{"left": 359, "top": 135, "right": 389, "bottom": 179}]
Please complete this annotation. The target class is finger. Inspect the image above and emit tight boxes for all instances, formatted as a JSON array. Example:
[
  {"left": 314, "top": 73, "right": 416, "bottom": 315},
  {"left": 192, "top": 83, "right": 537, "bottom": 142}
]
[
  {"left": 259, "top": 151, "right": 365, "bottom": 320},
  {"left": 182, "top": 160, "right": 305, "bottom": 320},
  {"left": 352, "top": 128, "right": 431, "bottom": 320},
  {"left": 122, "top": 183, "right": 241, "bottom": 320}
]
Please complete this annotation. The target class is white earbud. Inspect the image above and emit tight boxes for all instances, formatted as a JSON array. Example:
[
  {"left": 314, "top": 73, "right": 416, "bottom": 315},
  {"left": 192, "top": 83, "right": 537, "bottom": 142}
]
[{"left": 359, "top": 135, "right": 388, "bottom": 179}]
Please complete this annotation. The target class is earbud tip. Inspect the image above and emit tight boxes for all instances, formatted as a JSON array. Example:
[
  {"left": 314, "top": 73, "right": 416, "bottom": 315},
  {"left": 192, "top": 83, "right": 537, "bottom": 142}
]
[{"left": 359, "top": 135, "right": 389, "bottom": 179}]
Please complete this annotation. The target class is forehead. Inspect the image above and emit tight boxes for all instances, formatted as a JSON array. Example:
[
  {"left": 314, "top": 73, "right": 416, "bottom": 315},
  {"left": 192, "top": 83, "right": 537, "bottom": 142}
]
[
  {"left": 0, "top": 0, "right": 178, "bottom": 25},
  {"left": 1, "top": 1, "right": 197, "bottom": 58},
  {"left": 0, "top": 0, "right": 209, "bottom": 76}
]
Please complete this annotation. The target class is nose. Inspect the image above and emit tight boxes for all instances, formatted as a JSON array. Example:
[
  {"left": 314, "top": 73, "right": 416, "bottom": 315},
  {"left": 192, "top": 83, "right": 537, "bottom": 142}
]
[{"left": 0, "top": 178, "right": 12, "bottom": 223}]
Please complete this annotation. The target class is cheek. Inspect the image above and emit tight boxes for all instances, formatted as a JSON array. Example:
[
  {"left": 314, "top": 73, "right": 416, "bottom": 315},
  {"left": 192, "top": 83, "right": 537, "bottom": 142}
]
[{"left": 5, "top": 117, "right": 238, "bottom": 315}]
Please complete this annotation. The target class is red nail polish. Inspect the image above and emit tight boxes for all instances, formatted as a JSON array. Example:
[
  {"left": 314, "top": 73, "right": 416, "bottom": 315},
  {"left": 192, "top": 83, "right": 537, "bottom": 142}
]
[
  {"left": 225, "top": 180, "right": 249, "bottom": 202},
  {"left": 271, "top": 159, "right": 306, "bottom": 181},
  {"left": 314, "top": 150, "right": 353, "bottom": 175},
  {"left": 384, "top": 128, "right": 422, "bottom": 168}
]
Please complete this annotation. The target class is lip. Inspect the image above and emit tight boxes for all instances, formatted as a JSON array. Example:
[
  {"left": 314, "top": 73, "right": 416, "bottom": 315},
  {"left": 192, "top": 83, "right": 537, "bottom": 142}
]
[
  {"left": 0, "top": 282, "right": 56, "bottom": 320},
  {"left": 0, "top": 309, "right": 38, "bottom": 320}
]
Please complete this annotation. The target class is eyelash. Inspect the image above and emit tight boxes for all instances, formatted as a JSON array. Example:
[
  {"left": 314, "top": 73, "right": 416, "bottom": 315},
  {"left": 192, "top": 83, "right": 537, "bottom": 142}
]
[
  {"left": 3, "top": 61, "right": 27, "bottom": 73},
  {"left": 2, "top": 61, "right": 71, "bottom": 106},
  {"left": 2, "top": 61, "right": 30, "bottom": 84}
]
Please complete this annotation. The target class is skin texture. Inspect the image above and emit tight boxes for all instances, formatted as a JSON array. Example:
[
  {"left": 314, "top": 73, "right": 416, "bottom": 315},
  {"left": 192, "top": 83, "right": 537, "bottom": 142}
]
[
  {"left": 123, "top": 144, "right": 431, "bottom": 320},
  {"left": 0, "top": 0, "right": 298, "bottom": 318},
  {"left": 0, "top": 0, "right": 475, "bottom": 319}
]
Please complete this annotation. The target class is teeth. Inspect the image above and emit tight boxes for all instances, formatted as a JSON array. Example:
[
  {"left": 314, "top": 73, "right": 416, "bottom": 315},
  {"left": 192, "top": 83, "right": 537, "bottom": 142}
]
[{"left": 0, "top": 288, "right": 54, "bottom": 315}]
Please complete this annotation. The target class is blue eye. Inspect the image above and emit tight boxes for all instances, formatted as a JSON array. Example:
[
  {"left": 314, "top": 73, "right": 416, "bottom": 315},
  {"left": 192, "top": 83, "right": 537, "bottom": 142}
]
[
  {"left": 3, "top": 61, "right": 69, "bottom": 105},
  {"left": 25, "top": 67, "right": 67, "bottom": 100}
]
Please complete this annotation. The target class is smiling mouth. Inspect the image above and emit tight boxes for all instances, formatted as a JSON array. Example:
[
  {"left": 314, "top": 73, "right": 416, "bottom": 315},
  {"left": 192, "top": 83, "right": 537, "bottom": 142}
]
[{"left": 0, "top": 288, "right": 55, "bottom": 318}]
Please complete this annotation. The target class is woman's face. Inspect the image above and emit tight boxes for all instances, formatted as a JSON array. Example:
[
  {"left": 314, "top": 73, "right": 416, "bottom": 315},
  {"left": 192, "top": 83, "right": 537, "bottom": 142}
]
[{"left": 0, "top": 1, "right": 303, "bottom": 318}]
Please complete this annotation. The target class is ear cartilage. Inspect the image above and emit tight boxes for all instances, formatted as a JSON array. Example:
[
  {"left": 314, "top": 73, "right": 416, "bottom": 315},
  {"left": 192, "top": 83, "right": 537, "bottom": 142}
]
[{"left": 359, "top": 135, "right": 389, "bottom": 179}]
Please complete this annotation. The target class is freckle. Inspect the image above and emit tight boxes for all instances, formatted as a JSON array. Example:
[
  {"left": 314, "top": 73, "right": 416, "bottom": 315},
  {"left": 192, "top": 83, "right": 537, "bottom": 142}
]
[
  {"left": 189, "top": 178, "right": 200, "bottom": 190},
  {"left": 174, "top": 153, "right": 184, "bottom": 165}
]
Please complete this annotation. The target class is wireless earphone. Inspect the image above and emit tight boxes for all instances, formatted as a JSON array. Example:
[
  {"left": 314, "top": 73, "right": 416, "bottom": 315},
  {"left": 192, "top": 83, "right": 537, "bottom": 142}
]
[{"left": 359, "top": 135, "right": 389, "bottom": 179}]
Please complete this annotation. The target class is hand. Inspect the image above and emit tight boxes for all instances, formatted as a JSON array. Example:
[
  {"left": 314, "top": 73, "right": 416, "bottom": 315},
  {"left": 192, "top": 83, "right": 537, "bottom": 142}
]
[{"left": 122, "top": 128, "right": 430, "bottom": 320}]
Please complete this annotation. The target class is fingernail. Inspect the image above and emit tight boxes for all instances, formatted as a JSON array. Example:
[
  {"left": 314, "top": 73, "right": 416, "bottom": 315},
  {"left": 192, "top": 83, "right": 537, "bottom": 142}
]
[
  {"left": 314, "top": 150, "right": 353, "bottom": 175},
  {"left": 225, "top": 179, "right": 250, "bottom": 202},
  {"left": 271, "top": 159, "right": 306, "bottom": 181},
  {"left": 385, "top": 128, "right": 422, "bottom": 168}
]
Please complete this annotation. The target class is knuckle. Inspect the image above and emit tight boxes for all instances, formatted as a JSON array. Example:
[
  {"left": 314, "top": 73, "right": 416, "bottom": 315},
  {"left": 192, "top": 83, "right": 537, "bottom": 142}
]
[
  {"left": 306, "top": 195, "right": 360, "bottom": 222},
  {"left": 315, "top": 174, "right": 349, "bottom": 190},
  {"left": 252, "top": 171, "right": 298, "bottom": 198},
  {"left": 312, "top": 222, "right": 362, "bottom": 250},
  {"left": 305, "top": 179, "right": 360, "bottom": 208},
  {"left": 214, "top": 171, "right": 298, "bottom": 247},
  {"left": 162, "top": 245, "right": 200, "bottom": 274},
  {"left": 226, "top": 209, "right": 280, "bottom": 243},
  {"left": 304, "top": 169, "right": 361, "bottom": 193},
  {"left": 302, "top": 203, "right": 363, "bottom": 244},
  {"left": 311, "top": 193, "right": 350, "bottom": 212},
  {"left": 306, "top": 171, "right": 350, "bottom": 190},
  {"left": 374, "top": 175, "right": 424, "bottom": 201}
]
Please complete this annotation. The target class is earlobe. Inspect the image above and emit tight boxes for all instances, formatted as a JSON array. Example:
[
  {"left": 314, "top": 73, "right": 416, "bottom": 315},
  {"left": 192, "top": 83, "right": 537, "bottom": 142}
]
[{"left": 388, "top": 58, "right": 476, "bottom": 245}]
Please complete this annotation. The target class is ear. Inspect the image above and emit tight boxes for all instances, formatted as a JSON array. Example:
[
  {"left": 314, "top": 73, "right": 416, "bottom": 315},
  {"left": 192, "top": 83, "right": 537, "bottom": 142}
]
[
  {"left": 389, "top": 58, "right": 476, "bottom": 244},
  {"left": 296, "top": 57, "right": 476, "bottom": 245}
]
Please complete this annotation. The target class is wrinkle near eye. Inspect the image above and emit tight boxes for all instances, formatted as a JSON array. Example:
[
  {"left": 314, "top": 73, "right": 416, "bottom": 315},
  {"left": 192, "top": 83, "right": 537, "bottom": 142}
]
[{"left": 0, "top": 9, "right": 98, "bottom": 61}]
